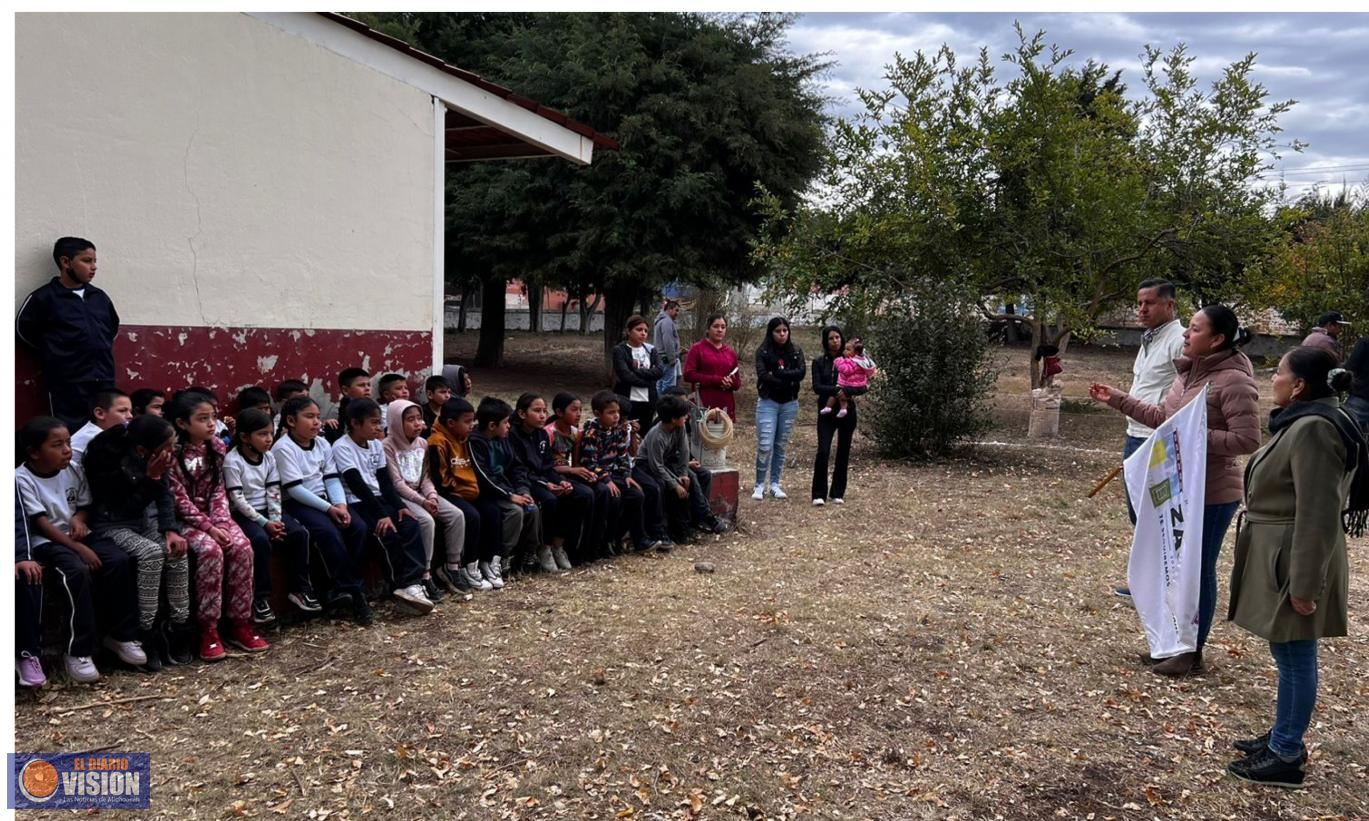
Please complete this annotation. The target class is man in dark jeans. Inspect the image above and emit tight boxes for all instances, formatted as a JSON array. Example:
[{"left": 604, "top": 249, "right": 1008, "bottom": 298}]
[
  {"left": 17, "top": 237, "right": 120, "bottom": 430},
  {"left": 811, "top": 325, "right": 857, "bottom": 505}
]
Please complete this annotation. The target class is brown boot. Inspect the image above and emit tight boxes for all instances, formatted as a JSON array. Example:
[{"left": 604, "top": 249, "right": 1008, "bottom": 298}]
[{"left": 1151, "top": 651, "right": 1199, "bottom": 677}]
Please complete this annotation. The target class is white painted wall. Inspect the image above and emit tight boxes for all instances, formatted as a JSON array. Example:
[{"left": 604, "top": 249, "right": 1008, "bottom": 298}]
[{"left": 15, "top": 12, "right": 434, "bottom": 331}]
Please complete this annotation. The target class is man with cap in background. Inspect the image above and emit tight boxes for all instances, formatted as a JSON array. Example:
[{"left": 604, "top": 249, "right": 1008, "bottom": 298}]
[{"left": 1301, "top": 311, "right": 1350, "bottom": 362}]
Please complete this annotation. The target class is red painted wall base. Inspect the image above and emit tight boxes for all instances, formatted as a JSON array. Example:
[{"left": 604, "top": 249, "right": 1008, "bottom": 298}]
[
  {"left": 707, "top": 468, "right": 740, "bottom": 523},
  {"left": 16, "top": 324, "right": 433, "bottom": 421}
]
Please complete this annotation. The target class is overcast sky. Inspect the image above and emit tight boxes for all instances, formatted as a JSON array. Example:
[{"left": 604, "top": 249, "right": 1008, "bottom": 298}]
[{"left": 786, "top": 12, "right": 1369, "bottom": 202}]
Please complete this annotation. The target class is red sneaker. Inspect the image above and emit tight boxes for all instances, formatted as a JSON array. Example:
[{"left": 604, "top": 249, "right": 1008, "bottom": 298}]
[
  {"left": 199, "top": 625, "right": 227, "bottom": 662},
  {"left": 227, "top": 622, "right": 270, "bottom": 653}
]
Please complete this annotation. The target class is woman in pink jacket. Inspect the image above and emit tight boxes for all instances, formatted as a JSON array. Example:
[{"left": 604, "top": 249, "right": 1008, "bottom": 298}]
[
  {"left": 1090, "top": 304, "right": 1262, "bottom": 677},
  {"left": 683, "top": 314, "right": 741, "bottom": 421}
]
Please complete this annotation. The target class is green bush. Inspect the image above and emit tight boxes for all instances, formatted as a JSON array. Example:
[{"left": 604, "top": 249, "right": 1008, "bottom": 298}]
[{"left": 865, "top": 281, "right": 997, "bottom": 458}]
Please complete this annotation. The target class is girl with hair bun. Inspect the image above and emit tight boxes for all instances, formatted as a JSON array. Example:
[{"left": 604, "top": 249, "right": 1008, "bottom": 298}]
[
  {"left": 1224, "top": 346, "right": 1366, "bottom": 788},
  {"left": 1090, "top": 304, "right": 1262, "bottom": 677}
]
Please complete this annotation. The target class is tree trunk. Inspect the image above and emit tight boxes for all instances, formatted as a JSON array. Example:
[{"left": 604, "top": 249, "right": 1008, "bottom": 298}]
[
  {"left": 475, "top": 275, "right": 506, "bottom": 367},
  {"left": 579, "top": 293, "right": 602, "bottom": 336},
  {"left": 559, "top": 297, "right": 569, "bottom": 334},
  {"left": 601, "top": 280, "right": 638, "bottom": 374},
  {"left": 1029, "top": 319, "right": 1044, "bottom": 389},
  {"left": 528, "top": 282, "right": 543, "bottom": 333}
]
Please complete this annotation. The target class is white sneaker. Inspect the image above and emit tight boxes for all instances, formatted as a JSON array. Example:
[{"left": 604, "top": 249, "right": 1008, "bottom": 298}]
[
  {"left": 65, "top": 655, "right": 100, "bottom": 683},
  {"left": 393, "top": 584, "right": 435, "bottom": 614},
  {"left": 102, "top": 636, "right": 148, "bottom": 666},
  {"left": 536, "top": 545, "right": 560, "bottom": 573},
  {"left": 812, "top": 498, "right": 825, "bottom": 507},
  {"left": 460, "top": 562, "right": 493, "bottom": 591},
  {"left": 831, "top": 498, "right": 844, "bottom": 505},
  {"left": 751, "top": 484, "right": 765, "bottom": 501},
  {"left": 770, "top": 484, "right": 787, "bottom": 500},
  {"left": 490, "top": 556, "right": 506, "bottom": 580},
  {"left": 552, "top": 546, "right": 573, "bottom": 571},
  {"left": 479, "top": 560, "right": 505, "bottom": 590}
]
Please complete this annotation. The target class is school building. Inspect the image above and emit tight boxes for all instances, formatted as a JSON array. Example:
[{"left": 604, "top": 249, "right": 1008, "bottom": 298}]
[{"left": 14, "top": 12, "right": 615, "bottom": 420}]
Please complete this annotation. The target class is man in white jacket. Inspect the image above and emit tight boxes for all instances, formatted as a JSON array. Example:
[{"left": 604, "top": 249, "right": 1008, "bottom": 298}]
[{"left": 1116, "top": 278, "right": 1186, "bottom": 598}]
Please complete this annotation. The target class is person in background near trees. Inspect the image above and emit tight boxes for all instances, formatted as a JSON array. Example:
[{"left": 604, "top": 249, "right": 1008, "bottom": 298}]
[
  {"left": 811, "top": 326, "right": 857, "bottom": 506},
  {"left": 1090, "top": 304, "right": 1262, "bottom": 677},
  {"left": 753, "top": 316, "right": 805, "bottom": 501},
  {"left": 613, "top": 315, "right": 665, "bottom": 431},
  {"left": 131, "top": 388, "right": 165, "bottom": 418},
  {"left": 1346, "top": 336, "right": 1369, "bottom": 435},
  {"left": 1225, "top": 348, "right": 1365, "bottom": 788},
  {"left": 16, "top": 237, "right": 120, "bottom": 431},
  {"left": 1111, "top": 279, "right": 1186, "bottom": 599},
  {"left": 683, "top": 314, "right": 740, "bottom": 421},
  {"left": 1300, "top": 311, "right": 1350, "bottom": 362},
  {"left": 69, "top": 388, "right": 133, "bottom": 469},
  {"left": 654, "top": 299, "right": 683, "bottom": 396}
]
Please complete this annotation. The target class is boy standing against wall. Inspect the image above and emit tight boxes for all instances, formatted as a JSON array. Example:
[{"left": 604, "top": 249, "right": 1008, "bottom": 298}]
[{"left": 17, "top": 237, "right": 121, "bottom": 431}]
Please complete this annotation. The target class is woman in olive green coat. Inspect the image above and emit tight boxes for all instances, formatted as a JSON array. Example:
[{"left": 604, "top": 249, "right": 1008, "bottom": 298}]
[{"left": 1226, "top": 348, "right": 1362, "bottom": 789}]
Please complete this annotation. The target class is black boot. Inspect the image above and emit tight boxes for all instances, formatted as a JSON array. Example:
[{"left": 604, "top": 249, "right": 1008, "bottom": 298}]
[
  {"left": 351, "top": 594, "right": 374, "bottom": 626},
  {"left": 139, "top": 627, "right": 163, "bottom": 673},
  {"left": 162, "top": 620, "right": 194, "bottom": 666}
]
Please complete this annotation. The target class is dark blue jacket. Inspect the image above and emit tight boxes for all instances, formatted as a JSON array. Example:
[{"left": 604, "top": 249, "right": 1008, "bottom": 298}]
[
  {"left": 467, "top": 432, "right": 528, "bottom": 499},
  {"left": 16, "top": 277, "right": 120, "bottom": 383},
  {"left": 15, "top": 487, "right": 33, "bottom": 563}
]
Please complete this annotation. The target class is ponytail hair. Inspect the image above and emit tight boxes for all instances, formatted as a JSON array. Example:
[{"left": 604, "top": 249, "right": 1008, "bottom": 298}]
[
  {"left": 1198, "top": 305, "right": 1251, "bottom": 351},
  {"left": 278, "top": 395, "right": 319, "bottom": 439},
  {"left": 235, "top": 408, "right": 274, "bottom": 451},
  {"left": 1285, "top": 346, "right": 1355, "bottom": 400},
  {"left": 515, "top": 392, "right": 542, "bottom": 415}
]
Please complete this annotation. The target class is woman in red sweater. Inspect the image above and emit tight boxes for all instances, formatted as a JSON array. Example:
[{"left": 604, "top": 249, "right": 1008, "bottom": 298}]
[{"left": 683, "top": 314, "right": 741, "bottom": 420}]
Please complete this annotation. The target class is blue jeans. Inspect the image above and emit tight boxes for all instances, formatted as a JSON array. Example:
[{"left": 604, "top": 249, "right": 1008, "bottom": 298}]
[
  {"left": 1197, "top": 500, "right": 1240, "bottom": 650},
  {"left": 755, "top": 399, "right": 799, "bottom": 487},
  {"left": 657, "top": 360, "right": 679, "bottom": 396},
  {"left": 1269, "top": 639, "right": 1318, "bottom": 757},
  {"left": 1122, "top": 435, "right": 1147, "bottom": 525},
  {"left": 1347, "top": 395, "right": 1369, "bottom": 436}
]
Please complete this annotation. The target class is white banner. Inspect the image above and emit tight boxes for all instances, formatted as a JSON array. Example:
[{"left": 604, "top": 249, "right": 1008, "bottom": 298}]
[{"left": 1124, "top": 386, "right": 1209, "bottom": 659}]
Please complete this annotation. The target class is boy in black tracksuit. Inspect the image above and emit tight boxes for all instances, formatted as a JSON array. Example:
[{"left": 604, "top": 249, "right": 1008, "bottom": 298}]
[
  {"left": 467, "top": 398, "right": 542, "bottom": 577},
  {"left": 16, "top": 238, "right": 120, "bottom": 430},
  {"left": 508, "top": 402, "right": 593, "bottom": 571}
]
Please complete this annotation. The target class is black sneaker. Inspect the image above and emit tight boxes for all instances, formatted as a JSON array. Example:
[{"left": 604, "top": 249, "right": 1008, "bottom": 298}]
[
  {"left": 655, "top": 540, "right": 674, "bottom": 553},
  {"left": 432, "top": 565, "right": 462, "bottom": 594},
  {"left": 422, "top": 578, "right": 445, "bottom": 603},
  {"left": 288, "top": 591, "right": 323, "bottom": 614},
  {"left": 252, "top": 598, "right": 278, "bottom": 626},
  {"left": 1227, "top": 747, "right": 1306, "bottom": 789},
  {"left": 1234, "top": 731, "right": 1272, "bottom": 756},
  {"left": 706, "top": 518, "right": 732, "bottom": 534},
  {"left": 1114, "top": 586, "right": 1132, "bottom": 598},
  {"left": 351, "top": 594, "right": 374, "bottom": 627}
]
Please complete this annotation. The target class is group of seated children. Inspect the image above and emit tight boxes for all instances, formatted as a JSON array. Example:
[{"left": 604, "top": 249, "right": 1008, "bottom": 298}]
[{"left": 15, "top": 368, "right": 731, "bottom": 688}]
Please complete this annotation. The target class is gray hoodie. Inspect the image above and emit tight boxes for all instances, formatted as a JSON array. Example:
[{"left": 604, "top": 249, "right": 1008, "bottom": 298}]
[{"left": 654, "top": 310, "right": 680, "bottom": 367}]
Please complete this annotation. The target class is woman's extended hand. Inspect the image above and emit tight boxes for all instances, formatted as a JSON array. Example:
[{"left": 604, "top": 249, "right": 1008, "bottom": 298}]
[
  {"left": 1089, "top": 384, "right": 1121, "bottom": 404},
  {"left": 1290, "top": 596, "right": 1317, "bottom": 616}
]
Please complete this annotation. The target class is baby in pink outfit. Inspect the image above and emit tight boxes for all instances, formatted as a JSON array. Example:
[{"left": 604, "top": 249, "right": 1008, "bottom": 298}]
[{"left": 824, "top": 338, "right": 877, "bottom": 418}]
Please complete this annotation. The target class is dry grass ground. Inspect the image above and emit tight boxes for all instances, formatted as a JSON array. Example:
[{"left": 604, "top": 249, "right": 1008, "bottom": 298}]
[{"left": 14, "top": 332, "right": 1367, "bottom": 820}]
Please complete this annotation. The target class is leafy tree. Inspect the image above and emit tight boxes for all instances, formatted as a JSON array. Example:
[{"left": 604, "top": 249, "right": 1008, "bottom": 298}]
[
  {"left": 1243, "top": 190, "right": 1369, "bottom": 341},
  {"left": 363, "top": 12, "right": 828, "bottom": 366},
  {"left": 755, "top": 26, "right": 1297, "bottom": 389}
]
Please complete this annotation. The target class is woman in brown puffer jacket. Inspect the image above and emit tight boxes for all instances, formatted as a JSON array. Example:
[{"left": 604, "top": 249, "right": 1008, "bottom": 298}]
[{"left": 1090, "top": 305, "right": 1262, "bottom": 677}]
